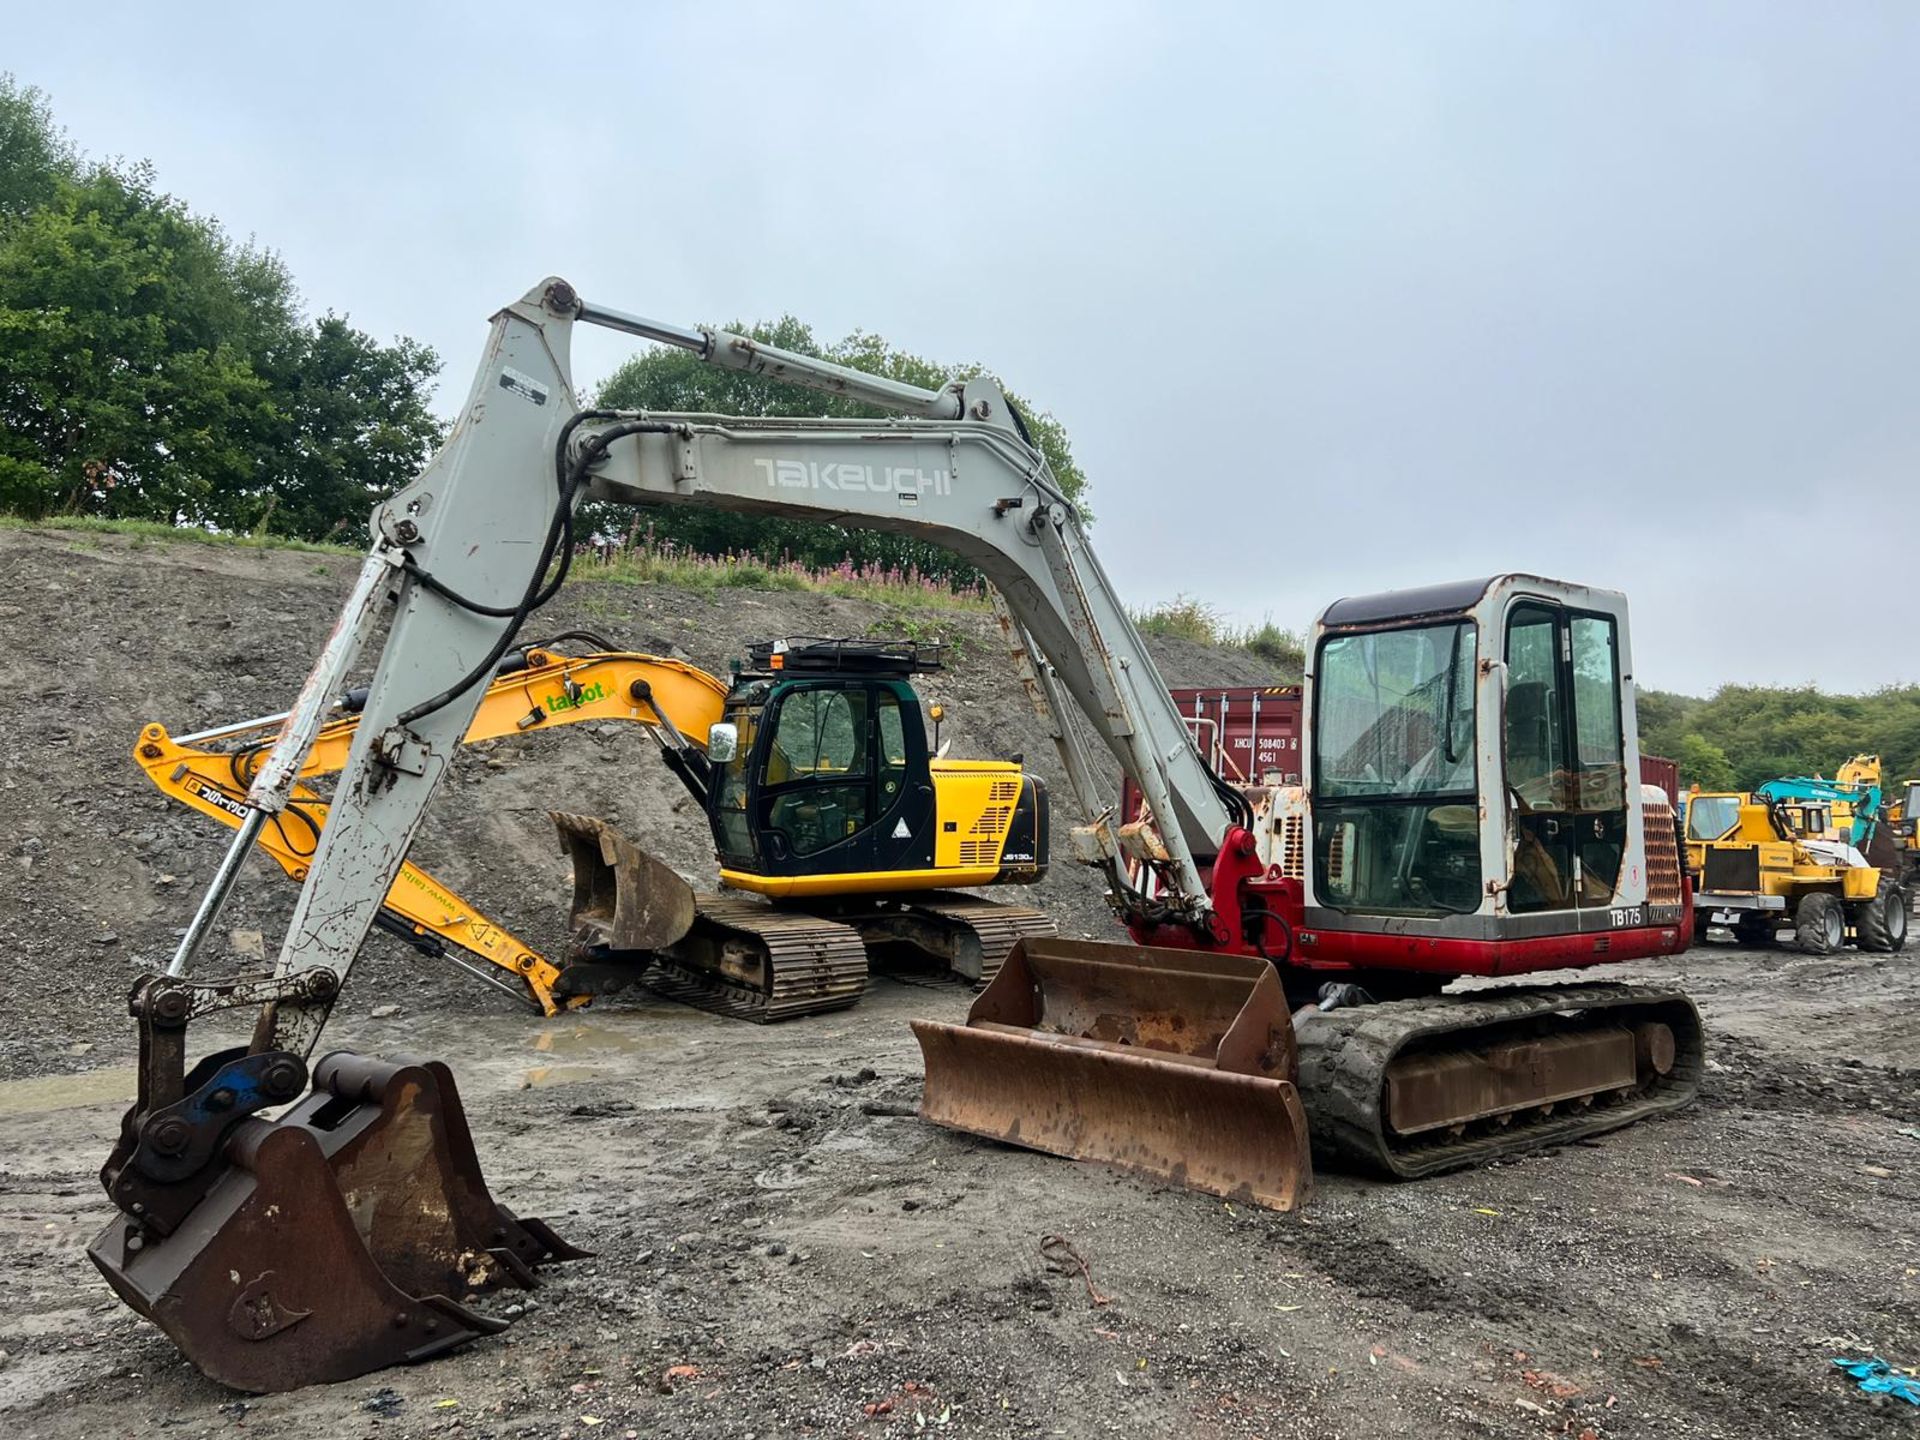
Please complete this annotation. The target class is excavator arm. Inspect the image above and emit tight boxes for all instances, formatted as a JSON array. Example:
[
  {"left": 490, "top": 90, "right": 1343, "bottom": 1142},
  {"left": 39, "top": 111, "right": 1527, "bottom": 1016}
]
[
  {"left": 572, "top": 299, "right": 1245, "bottom": 916},
  {"left": 137, "top": 643, "right": 727, "bottom": 1013},
  {"left": 1754, "top": 774, "right": 1886, "bottom": 848}
]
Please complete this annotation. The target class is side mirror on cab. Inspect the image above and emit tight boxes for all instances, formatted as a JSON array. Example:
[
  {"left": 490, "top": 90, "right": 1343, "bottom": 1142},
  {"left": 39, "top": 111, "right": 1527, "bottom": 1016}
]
[{"left": 707, "top": 722, "right": 739, "bottom": 763}]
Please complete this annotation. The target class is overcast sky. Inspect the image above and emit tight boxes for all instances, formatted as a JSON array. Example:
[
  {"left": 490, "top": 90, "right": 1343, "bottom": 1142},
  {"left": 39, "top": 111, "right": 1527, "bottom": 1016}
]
[{"left": 13, "top": 3, "right": 1918, "bottom": 692}]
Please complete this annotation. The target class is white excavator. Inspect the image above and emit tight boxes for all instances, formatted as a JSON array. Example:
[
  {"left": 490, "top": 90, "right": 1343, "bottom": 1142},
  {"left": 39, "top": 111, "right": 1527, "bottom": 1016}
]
[{"left": 92, "top": 279, "right": 1700, "bottom": 1392}]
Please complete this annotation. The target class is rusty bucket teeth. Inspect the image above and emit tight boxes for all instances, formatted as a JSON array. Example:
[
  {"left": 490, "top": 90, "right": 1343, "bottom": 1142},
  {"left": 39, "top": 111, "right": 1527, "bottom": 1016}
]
[
  {"left": 913, "top": 939, "right": 1313, "bottom": 1211},
  {"left": 553, "top": 811, "right": 697, "bottom": 954},
  {"left": 89, "top": 1053, "right": 584, "bottom": 1394}
]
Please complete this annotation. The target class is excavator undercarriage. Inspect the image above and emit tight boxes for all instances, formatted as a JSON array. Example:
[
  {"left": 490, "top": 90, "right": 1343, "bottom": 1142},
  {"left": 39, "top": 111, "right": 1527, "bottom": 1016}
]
[
  {"left": 1293, "top": 984, "right": 1702, "bottom": 1178},
  {"left": 552, "top": 811, "right": 1055, "bottom": 1020}
]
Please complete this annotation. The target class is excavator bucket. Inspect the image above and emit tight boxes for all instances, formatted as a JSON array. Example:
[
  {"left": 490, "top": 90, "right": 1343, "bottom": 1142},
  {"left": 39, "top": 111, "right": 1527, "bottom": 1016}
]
[
  {"left": 89, "top": 1052, "right": 586, "bottom": 1394},
  {"left": 912, "top": 939, "right": 1312, "bottom": 1210},
  {"left": 554, "top": 810, "right": 698, "bottom": 953}
]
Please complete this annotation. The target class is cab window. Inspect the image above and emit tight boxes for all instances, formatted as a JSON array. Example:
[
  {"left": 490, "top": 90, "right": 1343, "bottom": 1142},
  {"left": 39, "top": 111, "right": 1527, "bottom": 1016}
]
[
  {"left": 764, "top": 687, "right": 870, "bottom": 859},
  {"left": 1570, "top": 615, "right": 1624, "bottom": 811},
  {"left": 1504, "top": 605, "right": 1628, "bottom": 912},
  {"left": 1309, "top": 621, "right": 1482, "bottom": 916},
  {"left": 1505, "top": 606, "right": 1566, "bottom": 812},
  {"left": 877, "top": 690, "right": 908, "bottom": 806},
  {"left": 713, "top": 705, "right": 759, "bottom": 863},
  {"left": 769, "top": 689, "right": 866, "bottom": 783},
  {"left": 1685, "top": 795, "right": 1741, "bottom": 841}
]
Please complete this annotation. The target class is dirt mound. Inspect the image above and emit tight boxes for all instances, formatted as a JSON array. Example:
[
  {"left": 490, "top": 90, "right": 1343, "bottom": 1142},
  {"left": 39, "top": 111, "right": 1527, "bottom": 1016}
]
[{"left": 0, "top": 525, "right": 1289, "bottom": 1079}]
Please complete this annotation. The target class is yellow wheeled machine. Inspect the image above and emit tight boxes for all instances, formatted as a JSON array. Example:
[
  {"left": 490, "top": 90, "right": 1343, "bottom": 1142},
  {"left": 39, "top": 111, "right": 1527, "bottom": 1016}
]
[
  {"left": 1681, "top": 789, "right": 1908, "bottom": 953},
  {"left": 1879, "top": 772, "right": 1920, "bottom": 883}
]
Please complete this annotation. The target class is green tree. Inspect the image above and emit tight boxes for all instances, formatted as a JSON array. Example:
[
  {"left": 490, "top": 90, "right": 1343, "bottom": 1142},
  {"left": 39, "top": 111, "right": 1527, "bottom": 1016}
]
[
  {"left": 591, "top": 317, "right": 1087, "bottom": 583},
  {"left": 1639, "top": 682, "right": 1920, "bottom": 791},
  {"left": 1633, "top": 687, "right": 1700, "bottom": 760},
  {"left": 1672, "top": 732, "right": 1738, "bottom": 792},
  {"left": 0, "top": 162, "right": 279, "bottom": 521},
  {"left": 238, "top": 315, "right": 443, "bottom": 539},
  {"left": 0, "top": 75, "right": 442, "bottom": 539},
  {"left": 0, "top": 76, "right": 73, "bottom": 219}
]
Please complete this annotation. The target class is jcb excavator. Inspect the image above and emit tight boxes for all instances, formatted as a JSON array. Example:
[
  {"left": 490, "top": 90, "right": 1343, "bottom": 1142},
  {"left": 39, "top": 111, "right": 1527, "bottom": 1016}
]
[
  {"left": 94, "top": 279, "right": 1701, "bottom": 1393},
  {"left": 139, "top": 634, "right": 1051, "bottom": 1018}
]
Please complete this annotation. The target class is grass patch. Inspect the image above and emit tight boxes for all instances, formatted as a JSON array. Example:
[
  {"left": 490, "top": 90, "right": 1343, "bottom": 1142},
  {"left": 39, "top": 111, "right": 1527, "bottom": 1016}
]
[
  {"left": 572, "top": 537, "right": 990, "bottom": 611},
  {"left": 1133, "top": 595, "right": 1224, "bottom": 645},
  {"left": 1133, "top": 596, "right": 1306, "bottom": 673},
  {"left": 0, "top": 513, "right": 359, "bottom": 556},
  {"left": 1235, "top": 618, "right": 1307, "bottom": 671}
]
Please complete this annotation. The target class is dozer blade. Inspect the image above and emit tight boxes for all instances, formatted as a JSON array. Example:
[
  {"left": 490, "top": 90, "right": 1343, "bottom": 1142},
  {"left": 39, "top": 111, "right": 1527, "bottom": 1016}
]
[
  {"left": 554, "top": 810, "right": 697, "bottom": 953},
  {"left": 89, "top": 1053, "right": 585, "bottom": 1394},
  {"left": 912, "top": 939, "right": 1312, "bottom": 1210}
]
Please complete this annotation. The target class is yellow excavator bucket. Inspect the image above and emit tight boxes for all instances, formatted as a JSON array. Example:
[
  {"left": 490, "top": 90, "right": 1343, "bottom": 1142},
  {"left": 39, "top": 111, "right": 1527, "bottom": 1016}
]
[{"left": 912, "top": 939, "right": 1312, "bottom": 1210}]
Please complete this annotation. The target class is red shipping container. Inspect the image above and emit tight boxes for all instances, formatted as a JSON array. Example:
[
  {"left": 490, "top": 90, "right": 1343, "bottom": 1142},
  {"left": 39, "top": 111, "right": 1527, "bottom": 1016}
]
[
  {"left": 1639, "top": 754, "right": 1680, "bottom": 806},
  {"left": 1120, "top": 686, "right": 1302, "bottom": 821}
]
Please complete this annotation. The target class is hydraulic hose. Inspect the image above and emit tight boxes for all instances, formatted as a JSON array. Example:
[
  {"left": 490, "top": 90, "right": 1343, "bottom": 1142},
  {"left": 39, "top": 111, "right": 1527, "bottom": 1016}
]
[{"left": 394, "top": 415, "right": 672, "bottom": 728}]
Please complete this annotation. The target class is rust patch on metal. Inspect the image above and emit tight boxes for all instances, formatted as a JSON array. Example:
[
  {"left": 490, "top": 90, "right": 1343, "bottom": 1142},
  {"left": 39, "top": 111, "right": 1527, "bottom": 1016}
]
[{"left": 1383, "top": 1028, "right": 1638, "bottom": 1136}]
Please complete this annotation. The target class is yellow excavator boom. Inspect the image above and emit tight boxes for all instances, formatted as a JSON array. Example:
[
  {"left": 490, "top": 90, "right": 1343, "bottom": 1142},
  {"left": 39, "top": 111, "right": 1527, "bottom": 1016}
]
[{"left": 137, "top": 647, "right": 728, "bottom": 1013}]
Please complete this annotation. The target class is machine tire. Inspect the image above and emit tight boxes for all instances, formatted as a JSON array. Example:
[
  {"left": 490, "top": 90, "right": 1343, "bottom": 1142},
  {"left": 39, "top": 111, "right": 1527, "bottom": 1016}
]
[
  {"left": 1856, "top": 878, "right": 1909, "bottom": 953},
  {"left": 1732, "top": 912, "right": 1774, "bottom": 947},
  {"left": 1794, "top": 891, "right": 1845, "bottom": 955}
]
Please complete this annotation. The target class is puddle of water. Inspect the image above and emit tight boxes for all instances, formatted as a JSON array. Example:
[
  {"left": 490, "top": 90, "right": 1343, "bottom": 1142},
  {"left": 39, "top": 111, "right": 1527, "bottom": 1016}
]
[
  {"left": 0, "top": 1067, "right": 137, "bottom": 1119},
  {"left": 520, "top": 1021, "right": 681, "bottom": 1088},
  {"left": 532, "top": 1023, "right": 676, "bottom": 1058}
]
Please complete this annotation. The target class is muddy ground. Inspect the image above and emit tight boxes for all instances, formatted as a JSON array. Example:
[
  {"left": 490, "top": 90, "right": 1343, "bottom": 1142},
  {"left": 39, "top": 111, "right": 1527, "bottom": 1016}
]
[{"left": 1, "top": 527, "right": 1916, "bottom": 1439}]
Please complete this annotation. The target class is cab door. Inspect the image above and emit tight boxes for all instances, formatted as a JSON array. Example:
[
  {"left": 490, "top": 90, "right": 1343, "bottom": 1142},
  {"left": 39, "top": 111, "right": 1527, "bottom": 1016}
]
[
  {"left": 1503, "top": 603, "right": 1628, "bottom": 913},
  {"left": 750, "top": 681, "right": 933, "bottom": 876}
]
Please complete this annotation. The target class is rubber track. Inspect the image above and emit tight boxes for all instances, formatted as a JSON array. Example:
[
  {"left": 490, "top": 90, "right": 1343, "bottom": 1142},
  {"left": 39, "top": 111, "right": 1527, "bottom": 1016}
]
[
  {"left": 1292, "top": 983, "right": 1704, "bottom": 1179},
  {"left": 896, "top": 896, "right": 1058, "bottom": 988},
  {"left": 644, "top": 893, "right": 868, "bottom": 1024}
]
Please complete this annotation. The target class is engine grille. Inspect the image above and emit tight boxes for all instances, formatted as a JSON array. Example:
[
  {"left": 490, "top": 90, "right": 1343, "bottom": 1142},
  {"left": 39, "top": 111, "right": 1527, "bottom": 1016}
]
[{"left": 1702, "top": 846, "right": 1761, "bottom": 893}]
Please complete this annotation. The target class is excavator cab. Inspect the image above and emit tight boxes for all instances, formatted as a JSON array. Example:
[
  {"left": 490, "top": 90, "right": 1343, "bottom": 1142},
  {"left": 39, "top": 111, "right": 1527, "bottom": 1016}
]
[
  {"left": 711, "top": 661, "right": 933, "bottom": 879},
  {"left": 703, "top": 638, "right": 1047, "bottom": 898},
  {"left": 1302, "top": 575, "right": 1683, "bottom": 958}
]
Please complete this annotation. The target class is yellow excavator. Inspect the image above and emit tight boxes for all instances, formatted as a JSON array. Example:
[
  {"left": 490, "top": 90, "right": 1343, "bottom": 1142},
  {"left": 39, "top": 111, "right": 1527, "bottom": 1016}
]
[{"left": 140, "top": 633, "right": 1052, "bottom": 1018}]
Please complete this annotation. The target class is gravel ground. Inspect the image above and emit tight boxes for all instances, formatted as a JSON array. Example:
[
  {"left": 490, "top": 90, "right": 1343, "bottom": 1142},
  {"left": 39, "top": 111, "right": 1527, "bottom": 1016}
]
[{"left": 1, "top": 527, "right": 1916, "bottom": 1439}]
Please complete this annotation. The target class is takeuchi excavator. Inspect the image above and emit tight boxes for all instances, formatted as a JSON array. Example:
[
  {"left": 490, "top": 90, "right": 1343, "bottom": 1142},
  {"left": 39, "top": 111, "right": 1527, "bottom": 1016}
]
[
  {"left": 94, "top": 279, "right": 1702, "bottom": 1393},
  {"left": 139, "top": 634, "right": 1052, "bottom": 1018}
]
